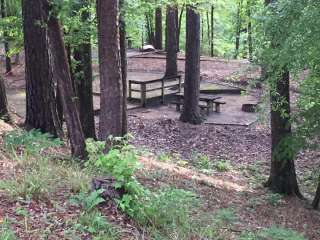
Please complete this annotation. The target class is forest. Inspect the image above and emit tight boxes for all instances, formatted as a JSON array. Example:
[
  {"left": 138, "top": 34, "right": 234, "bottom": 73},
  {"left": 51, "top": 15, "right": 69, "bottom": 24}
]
[{"left": 0, "top": 0, "right": 319, "bottom": 239}]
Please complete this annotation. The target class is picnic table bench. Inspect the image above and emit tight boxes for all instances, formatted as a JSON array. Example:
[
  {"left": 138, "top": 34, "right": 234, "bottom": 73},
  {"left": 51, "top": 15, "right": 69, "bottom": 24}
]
[
  {"left": 128, "top": 75, "right": 182, "bottom": 107},
  {"left": 173, "top": 93, "right": 226, "bottom": 115}
]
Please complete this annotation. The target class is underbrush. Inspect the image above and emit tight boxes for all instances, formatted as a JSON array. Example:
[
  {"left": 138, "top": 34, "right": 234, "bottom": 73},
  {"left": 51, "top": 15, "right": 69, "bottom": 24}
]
[
  {"left": 0, "top": 130, "right": 90, "bottom": 200},
  {"left": 0, "top": 130, "right": 310, "bottom": 239}
]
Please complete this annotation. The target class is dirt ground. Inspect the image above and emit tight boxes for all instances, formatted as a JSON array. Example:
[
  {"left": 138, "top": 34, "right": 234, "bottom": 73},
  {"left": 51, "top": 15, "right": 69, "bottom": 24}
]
[{"left": 1, "top": 52, "right": 320, "bottom": 239}]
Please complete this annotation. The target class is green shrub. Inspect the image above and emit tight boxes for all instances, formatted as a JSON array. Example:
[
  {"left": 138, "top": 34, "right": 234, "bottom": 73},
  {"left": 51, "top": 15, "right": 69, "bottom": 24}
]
[
  {"left": 157, "top": 152, "right": 171, "bottom": 162},
  {"left": 86, "top": 137, "right": 145, "bottom": 216},
  {"left": 70, "top": 190, "right": 105, "bottom": 213},
  {"left": 214, "top": 160, "right": 231, "bottom": 172},
  {"left": 66, "top": 211, "right": 119, "bottom": 239}
]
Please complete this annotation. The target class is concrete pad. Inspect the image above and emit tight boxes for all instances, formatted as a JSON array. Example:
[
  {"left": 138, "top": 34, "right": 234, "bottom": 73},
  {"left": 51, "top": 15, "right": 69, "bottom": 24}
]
[
  {"left": 128, "top": 93, "right": 259, "bottom": 127},
  {"left": 204, "top": 94, "right": 258, "bottom": 126},
  {"left": 7, "top": 89, "right": 25, "bottom": 118}
]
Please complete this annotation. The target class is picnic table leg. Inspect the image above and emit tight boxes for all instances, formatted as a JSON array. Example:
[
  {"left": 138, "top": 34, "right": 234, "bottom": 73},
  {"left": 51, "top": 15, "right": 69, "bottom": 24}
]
[
  {"left": 161, "top": 78, "right": 165, "bottom": 104},
  {"left": 216, "top": 103, "right": 221, "bottom": 113},
  {"left": 207, "top": 101, "right": 214, "bottom": 115},
  {"left": 141, "top": 83, "right": 146, "bottom": 107},
  {"left": 178, "top": 76, "right": 182, "bottom": 93}
]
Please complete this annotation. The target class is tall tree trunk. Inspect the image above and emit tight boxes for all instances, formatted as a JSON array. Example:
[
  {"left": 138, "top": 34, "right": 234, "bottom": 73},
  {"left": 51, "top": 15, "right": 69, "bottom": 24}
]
[
  {"left": 120, "top": 0, "right": 128, "bottom": 135},
  {"left": 1, "top": 0, "right": 11, "bottom": 74},
  {"left": 46, "top": 4, "right": 86, "bottom": 159},
  {"left": 154, "top": 7, "right": 162, "bottom": 50},
  {"left": 97, "top": 0, "right": 124, "bottom": 140},
  {"left": 73, "top": 0, "right": 96, "bottom": 139},
  {"left": 210, "top": 5, "right": 214, "bottom": 57},
  {"left": 234, "top": 0, "right": 242, "bottom": 59},
  {"left": 178, "top": 6, "right": 185, "bottom": 53},
  {"left": 265, "top": 70, "right": 301, "bottom": 196},
  {"left": 180, "top": 6, "right": 202, "bottom": 125},
  {"left": 264, "top": 0, "right": 301, "bottom": 197},
  {"left": 22, "top": 0, "right": 56, "bottom": 135},
  {"left": 165, "top": 5, "right": 178, "bottom": 77},
  {"left": 247, "top": 0, "right": 253, "bottom": 61},
  {"left": 206, "top": 11, "right": 210, "bottom": 54},
  {"left": 0, "top": 75, "right": 10, "bottom": 122},
  {"left": 201, "top": 17, "right": 204, "bottom": 53},
  {"left": 145, "top": 11, "right": 155, "bottom": 46}
]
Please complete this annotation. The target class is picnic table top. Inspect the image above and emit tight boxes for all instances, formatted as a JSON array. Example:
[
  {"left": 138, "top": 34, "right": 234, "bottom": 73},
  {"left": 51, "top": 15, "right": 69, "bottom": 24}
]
[{"left": 176, "top": 92, "right": 221, "bottom": 101}]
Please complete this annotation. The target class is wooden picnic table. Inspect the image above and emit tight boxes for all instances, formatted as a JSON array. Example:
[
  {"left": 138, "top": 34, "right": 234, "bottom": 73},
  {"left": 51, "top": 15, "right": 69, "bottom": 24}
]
[
  {"left": 175, "top": 93, "right": 224, "bottom": 115},
  {"left": 128, "top": 75, "right": 182, "bottom": 107}
]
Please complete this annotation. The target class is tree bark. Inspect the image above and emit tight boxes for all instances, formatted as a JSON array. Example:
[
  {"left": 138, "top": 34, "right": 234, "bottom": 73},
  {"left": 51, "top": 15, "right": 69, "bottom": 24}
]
[
  {"left": 46, "top": 4, "right": 86, "bottom": 159},
  {"left": 234, "top": 0, "right": 242, "bottom": 59},
  {"left": 206, "top": 11, "right": 210, "bottom": 53},
  {"left": 73, "top": 0, "right": 96, "bottom": 139},
  {"left": 22, "top": 0, "right": 56, "bottom": 135},
  {"left": 263, "top": 0, "right": 301, "bottom": 197},
  {"left": 247, "top": 0, "right": 253, "bottom": 61},
  {"left": 97, "top": 0, "right": 124, "bottom": 140},
  {"left": 180, "top": 6, "right": 202, "bottom": 125},
  {"left": 154, "top": 7, "right": 162, "bottom": 50},
  {"left": 210, "top": 5, "right": 214, "bottom": 57},
  {"left": 145, "top": 11, "right": 155, "bottom": 46},
  {"left": 0, "top": 75, "right": 10, "bottom": 122},
  {"left": 165, "top": 5, "right": 178, "bottom": 77},
  {"left": 120, "top": 0, "right": 128, "bottom": 135},
  {"left": 265, "top": 70, "right": 301, "bottom": 196},
  {"left": 177, "top": 5, "right": 184, "bottom": 53},
  {"left": 1, "top": 0, "right": 11, "bottom": 74}
]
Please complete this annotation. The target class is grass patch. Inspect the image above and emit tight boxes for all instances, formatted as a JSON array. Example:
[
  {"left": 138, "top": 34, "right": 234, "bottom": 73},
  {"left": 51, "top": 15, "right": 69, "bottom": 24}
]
[
  {"left": 240, "top": 226, "right": 307, "bottom": 240},
  {"left": 0, "top": 218, "right": 17, "bottom": 240}
]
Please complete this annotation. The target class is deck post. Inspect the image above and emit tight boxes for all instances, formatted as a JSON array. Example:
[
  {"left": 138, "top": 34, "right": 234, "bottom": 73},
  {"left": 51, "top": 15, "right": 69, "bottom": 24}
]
[
  {"left": 141, "top": 83, "right": 147, "bottom": 107},
  {"left": 128, "top": 81, "right": 132, "bottom": 99},
  {"left": 161, "top": 78, "right": 165, "bottom": 104},
  {"left": 178, "top": 76, "right": 182, "bottom": 93}
]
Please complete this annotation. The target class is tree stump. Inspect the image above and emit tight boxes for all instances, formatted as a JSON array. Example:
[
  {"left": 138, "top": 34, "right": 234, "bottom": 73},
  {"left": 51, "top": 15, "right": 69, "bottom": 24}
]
[
  {"left": 91, "top": 177, "right": 125, "bottom": 201},
  {"left": 242, "top": 103, "right": 257, "bottom": 113}
]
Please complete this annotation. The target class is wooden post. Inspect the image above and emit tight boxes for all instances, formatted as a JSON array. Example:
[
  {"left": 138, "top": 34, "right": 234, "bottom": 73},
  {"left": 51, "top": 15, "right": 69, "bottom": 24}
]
[
  {"left": 215, "top": 103, "right": 220, "bottom": 113},
  {"left": 128, "top": 81, "right": 132, "bottom": 99},
  {"left": 207, "top": 101, "right": 213, "bottom": 115},
  {"left": 178, "top": 75, "right": 182, "bottom": 93},
  {"left": 161, "top": 78, "right": 165, "bottom": 103},
  {"left": 141, "top": 83, "right": 146, "bottom": 107}
]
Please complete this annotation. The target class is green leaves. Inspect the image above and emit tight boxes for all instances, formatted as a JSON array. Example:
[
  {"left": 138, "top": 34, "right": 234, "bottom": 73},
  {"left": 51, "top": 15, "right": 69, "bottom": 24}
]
[{"left": 70, "top": 189, "right": 105, "bottom": 212}]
